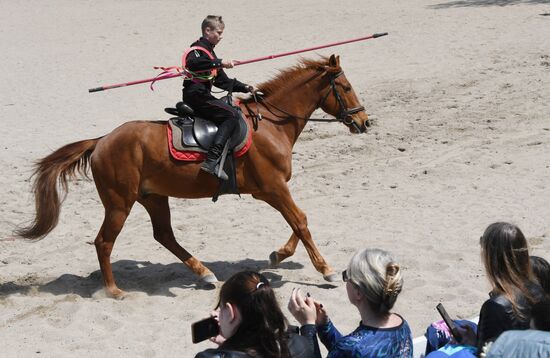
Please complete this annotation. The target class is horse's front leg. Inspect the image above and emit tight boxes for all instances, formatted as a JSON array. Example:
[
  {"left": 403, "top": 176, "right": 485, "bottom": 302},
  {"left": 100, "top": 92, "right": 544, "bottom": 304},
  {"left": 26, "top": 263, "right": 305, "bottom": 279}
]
[
  {"left": 138, "top": 194, "right": 217, "bottom": 285},
  {"left": 255, "top": 187, "right": 338, "bottom": 282},
  {"left": 268, "top": 233, "right": 299, "bottom": 268}
]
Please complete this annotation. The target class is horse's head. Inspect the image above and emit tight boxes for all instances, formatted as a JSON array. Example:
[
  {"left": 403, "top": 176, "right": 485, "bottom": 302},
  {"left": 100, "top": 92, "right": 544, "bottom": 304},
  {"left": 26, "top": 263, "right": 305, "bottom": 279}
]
[{"left": 318, "top": 55, "right": 369, "bottom": 133}]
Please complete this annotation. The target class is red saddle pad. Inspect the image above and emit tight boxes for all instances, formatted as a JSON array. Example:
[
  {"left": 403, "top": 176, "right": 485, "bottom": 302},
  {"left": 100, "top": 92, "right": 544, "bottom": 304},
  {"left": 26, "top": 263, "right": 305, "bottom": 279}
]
[{"left": 166, "top": 121, "right": 252, "bottom": 162}]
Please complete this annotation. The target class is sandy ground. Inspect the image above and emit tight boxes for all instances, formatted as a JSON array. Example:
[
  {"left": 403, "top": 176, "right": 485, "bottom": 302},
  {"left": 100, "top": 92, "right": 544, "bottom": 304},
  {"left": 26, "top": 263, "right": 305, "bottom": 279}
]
[{"left": 1, "top": 0, "right": 550, "bottom": 357}]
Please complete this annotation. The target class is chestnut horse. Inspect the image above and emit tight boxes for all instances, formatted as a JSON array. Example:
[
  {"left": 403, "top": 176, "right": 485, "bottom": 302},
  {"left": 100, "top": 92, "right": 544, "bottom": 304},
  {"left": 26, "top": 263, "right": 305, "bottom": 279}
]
[{"left": 17, "top": 55, "right": 369, "bottom": 298}]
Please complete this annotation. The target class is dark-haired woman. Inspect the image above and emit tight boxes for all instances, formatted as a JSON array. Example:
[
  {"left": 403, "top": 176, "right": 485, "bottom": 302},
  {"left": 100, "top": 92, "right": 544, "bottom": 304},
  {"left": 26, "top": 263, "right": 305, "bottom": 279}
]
[
  {"left": 195, "top": 271, "right": 313, "bottom": 358},
  {"left": 461, "top": 222, "right": 544, "bottom": 352},
  {"left": 426, "top": 222, "right": 545, "bottom": 357},
  {"left": 288, "top": 248, "right": 413, "bottom": 357},
  {"left": 530, "top": 255, "right": 550, "bottom": 295}
]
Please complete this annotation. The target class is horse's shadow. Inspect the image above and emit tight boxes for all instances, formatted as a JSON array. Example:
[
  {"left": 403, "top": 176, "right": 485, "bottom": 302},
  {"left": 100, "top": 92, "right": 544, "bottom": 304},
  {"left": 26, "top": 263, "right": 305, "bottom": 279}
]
[
  {"left": 429, "top": 0, "right": 550, "bottom": 9},
  {"left": 0, "top": 259, "right": 337, "bottom": 298}
]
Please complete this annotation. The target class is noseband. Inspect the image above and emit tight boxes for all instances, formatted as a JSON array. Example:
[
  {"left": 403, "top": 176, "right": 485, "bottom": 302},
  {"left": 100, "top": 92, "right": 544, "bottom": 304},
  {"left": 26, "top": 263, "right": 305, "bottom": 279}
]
[{"left": 316, "top": 71, "right": 366, "bottom": 133}]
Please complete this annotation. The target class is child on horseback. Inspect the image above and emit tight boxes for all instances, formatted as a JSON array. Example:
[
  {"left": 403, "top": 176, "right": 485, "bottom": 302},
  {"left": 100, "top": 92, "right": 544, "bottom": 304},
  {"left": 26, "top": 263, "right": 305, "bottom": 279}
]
[{"left": 183, "top": 15, "right": 255, "bottom": 180}]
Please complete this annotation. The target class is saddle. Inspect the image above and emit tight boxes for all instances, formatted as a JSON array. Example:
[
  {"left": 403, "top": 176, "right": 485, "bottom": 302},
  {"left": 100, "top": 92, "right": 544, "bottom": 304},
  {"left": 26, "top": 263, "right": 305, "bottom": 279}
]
[
  {"left": 165, "top": 99, "right": 252, "bottom": 202},
  {"left": 166, "top": 101, "right": 250, "bottom": 157}
]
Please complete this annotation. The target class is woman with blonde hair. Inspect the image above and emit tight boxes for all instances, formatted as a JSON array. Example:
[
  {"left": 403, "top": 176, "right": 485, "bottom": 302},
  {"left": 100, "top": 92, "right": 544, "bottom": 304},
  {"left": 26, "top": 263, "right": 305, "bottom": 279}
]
[{"left": 288, "top": 248, "right": 413, "bottom": 357}]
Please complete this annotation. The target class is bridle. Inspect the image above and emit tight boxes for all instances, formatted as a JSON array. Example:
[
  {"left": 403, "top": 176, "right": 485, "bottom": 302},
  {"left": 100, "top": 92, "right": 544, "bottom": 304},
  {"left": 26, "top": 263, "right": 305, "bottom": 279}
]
[
  {"left": 316, "top": 71, "right": 366, "bottom": 133},
  {"left": 245, "top": 71, "right": 367, "bottom": 133}
]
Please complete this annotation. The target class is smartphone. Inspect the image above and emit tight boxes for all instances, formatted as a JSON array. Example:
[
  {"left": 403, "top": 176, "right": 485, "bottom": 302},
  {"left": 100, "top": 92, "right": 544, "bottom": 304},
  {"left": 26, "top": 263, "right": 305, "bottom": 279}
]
[
  {"left": 191, "top": 316, "right": 220, "bottom": 344},
  {"left": 436, "top": 303, "right": 462, "bottom": 341}
]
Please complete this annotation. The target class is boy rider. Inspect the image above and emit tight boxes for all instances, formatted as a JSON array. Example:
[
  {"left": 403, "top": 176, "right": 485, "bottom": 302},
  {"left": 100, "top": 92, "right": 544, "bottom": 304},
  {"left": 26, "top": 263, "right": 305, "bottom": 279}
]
[{"left": 183, "top": 15, "right": 254, "bottom": 180}]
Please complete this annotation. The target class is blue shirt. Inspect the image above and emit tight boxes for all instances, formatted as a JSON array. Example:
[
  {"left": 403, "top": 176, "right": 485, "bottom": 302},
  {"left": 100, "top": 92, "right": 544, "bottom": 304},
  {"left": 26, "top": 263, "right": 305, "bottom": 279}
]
[
  {"left": 318, "top": 316, "right": 413, "bottom": 358},
  {"left": 486, "top": 330, "right": 550, "bottom": 358}
]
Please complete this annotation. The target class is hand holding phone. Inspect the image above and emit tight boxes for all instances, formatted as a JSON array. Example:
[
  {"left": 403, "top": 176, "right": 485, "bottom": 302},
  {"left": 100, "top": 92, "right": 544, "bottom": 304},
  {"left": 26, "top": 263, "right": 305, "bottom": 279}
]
[
  {"left": 191, "top": 316, "right": 220, "bottom": 344},
  {"left": 436, "top": 303, "right": 462, "bottom": 342}
]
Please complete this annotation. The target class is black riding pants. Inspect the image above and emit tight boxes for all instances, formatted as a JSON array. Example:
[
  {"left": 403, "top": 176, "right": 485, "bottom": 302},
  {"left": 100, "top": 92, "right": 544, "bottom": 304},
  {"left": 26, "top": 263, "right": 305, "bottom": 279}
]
[{"left": 185, "top": 92, "right": 239, "bottom": 147}]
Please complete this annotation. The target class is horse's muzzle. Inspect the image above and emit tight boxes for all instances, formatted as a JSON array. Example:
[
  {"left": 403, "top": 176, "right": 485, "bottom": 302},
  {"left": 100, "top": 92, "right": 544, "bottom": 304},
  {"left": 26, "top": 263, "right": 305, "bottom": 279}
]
[{"left": 349, "top": 120, "right": 367, "bottom": 133}]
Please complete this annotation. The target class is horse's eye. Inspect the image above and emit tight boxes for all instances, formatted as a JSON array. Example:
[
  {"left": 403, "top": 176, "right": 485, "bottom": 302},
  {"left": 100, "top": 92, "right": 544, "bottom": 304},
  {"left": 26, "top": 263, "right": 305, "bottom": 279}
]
[{"left": 343, "top": 86, "right": 351, "bottom": 92}]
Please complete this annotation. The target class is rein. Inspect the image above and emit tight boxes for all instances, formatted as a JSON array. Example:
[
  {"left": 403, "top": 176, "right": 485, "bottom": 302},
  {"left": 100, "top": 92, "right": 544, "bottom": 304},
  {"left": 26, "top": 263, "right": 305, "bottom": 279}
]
[{"left": 244, "top": 71, "right": 366, "bottom": 133}]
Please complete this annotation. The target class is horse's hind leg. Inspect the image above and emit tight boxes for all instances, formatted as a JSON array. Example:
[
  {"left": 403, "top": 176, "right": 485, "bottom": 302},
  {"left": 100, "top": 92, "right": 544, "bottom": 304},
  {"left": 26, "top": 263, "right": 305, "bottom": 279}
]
[
  {"left": 93, "top": 163, "right": 140, "bottom": 299},
  {"left": 95, "top": 205, "right": 132, "bottom": 299},
  {"left": 138, "top": 194, "right": 217, "bottom": 284}
]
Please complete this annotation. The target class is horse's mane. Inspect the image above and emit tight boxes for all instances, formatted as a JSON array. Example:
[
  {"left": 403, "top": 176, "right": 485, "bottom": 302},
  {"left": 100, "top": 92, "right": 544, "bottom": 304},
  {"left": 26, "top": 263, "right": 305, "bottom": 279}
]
[{"left": 240, "top": 57, "right": 332, "bottom": 103}]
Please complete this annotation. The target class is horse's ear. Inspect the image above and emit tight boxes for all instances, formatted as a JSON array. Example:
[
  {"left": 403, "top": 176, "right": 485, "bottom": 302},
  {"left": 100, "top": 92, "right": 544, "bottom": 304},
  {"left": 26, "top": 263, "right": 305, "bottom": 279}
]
[{"left": 329, "top": 54, "right": 340, "bottom": 67}]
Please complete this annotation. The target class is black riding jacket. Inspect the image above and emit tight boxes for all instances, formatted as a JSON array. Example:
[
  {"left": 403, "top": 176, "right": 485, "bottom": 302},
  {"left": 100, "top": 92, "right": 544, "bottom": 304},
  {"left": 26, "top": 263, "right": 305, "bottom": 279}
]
[
  {"left": 194, "top": 329, "right": 314, "bottom": 358},
  {"left": 183, "top": 37, "right": 249, "bottom": 98},
  {"left": 476, "top": 283, "right": 544, "bottom": 354}
]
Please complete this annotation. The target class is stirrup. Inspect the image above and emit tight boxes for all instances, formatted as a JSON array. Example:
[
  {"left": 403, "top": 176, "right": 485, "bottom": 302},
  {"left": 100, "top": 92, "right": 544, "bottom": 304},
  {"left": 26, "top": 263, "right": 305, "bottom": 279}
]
[
  {"left": 201, "top": 162, "right": 228, "bottom": 181},
  {"left": 216, "top": 141, "right": 230, "bottom": 180}
]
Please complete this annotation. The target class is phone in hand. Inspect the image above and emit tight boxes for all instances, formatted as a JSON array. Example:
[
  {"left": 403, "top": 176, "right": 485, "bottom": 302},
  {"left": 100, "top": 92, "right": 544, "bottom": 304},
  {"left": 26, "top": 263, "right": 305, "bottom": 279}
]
[
  {"left": 191, "top": 317, "right": 220, "bottom": 344},
  {"left": 436, "top": 303, "right": 462, "bottom": 342}
]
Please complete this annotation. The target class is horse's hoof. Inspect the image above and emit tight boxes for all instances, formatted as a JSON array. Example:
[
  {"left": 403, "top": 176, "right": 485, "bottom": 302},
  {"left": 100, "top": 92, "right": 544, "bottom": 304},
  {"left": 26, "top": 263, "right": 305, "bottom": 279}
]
[
  {"left": 106, "top": 287, "right": 128, "bottom": 300},
  {"left": 198, "top": 274, "right": 218, "bottom": 290},
  {"left": 269, "top": 251, "right": 279, "bottom": 268},
  {"left": 323, "top": 273, "right": 340, "bottom": 283},
  {"left": 201, "top": 274, "right": 218, "bottom": 284}
]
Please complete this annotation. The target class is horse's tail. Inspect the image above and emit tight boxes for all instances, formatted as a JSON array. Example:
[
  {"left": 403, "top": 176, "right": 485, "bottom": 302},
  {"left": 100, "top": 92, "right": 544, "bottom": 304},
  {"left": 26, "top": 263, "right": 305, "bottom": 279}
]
[{"left": 15, "top": 137, "right": 102, "bottom": 240}]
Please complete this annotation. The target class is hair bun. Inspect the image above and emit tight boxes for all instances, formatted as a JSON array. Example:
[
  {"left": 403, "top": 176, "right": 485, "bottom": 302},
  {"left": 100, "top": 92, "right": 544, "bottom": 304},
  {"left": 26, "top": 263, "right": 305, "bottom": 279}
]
[
  {"left": 384, "top": 263, "right": 402, "bottom": 298},
  {"left": 386, "top": 262, "right": 400, "bottom": 277}
]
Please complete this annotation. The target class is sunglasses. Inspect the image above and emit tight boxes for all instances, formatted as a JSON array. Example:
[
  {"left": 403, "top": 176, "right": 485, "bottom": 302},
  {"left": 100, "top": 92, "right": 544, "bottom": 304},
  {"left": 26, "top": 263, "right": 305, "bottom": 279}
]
[{"left": 342, "top": 269, "right": 349, "bottom": 282}]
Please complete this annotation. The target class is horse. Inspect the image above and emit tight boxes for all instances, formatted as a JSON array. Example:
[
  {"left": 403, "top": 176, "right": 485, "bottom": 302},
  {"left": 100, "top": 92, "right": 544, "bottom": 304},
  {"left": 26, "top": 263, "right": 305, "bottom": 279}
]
[{"left": 16, "top": 54, "right": 369, "bottom": 298}]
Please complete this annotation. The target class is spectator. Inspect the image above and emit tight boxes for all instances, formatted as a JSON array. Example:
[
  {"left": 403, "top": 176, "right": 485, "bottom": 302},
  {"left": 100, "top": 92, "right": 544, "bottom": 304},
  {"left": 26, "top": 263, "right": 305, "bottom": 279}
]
[
  {"left": 483, "top": 329, "right": 550, "bottom": 358},
  {"left": 195, "top": 271, "right": 313, "bottom": 358},
  {"left": 530, "top": 256, "right": 550, "bottom": 295},
  {"left": 288, "top": 248, "right": 413, "bottom": 357},
  {"left": 426, "top": 222, "right": 545, "bottom": 357},
  {"left": 531, "top": 298, "right": 550, "bottom": 331},
  {"left": 481, "top": 298, "right": 550, "bottom": 357}
]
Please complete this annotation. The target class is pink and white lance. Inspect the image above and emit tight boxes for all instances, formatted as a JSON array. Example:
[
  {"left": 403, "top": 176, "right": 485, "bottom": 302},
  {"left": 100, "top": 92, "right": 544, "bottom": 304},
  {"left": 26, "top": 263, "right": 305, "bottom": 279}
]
[{"left": 88, "top": 33, "right": 388, "bottom": 93}]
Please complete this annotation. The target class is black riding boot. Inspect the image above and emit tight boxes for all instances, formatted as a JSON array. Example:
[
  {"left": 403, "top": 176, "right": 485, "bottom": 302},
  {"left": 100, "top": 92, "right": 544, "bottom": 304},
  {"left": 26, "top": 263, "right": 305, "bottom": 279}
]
[
  {"left": 201, "top": 143, "right": 228, "bottom": 180},
  {"left": 200, "top": 120, "right": 236, "bottom": 180}
]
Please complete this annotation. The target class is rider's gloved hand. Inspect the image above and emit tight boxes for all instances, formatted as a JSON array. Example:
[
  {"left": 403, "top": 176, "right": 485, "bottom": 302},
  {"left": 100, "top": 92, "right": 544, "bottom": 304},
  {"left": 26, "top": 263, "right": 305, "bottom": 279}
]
[{"left": 221, "top": 59, "right": 235, "bottom": 68}]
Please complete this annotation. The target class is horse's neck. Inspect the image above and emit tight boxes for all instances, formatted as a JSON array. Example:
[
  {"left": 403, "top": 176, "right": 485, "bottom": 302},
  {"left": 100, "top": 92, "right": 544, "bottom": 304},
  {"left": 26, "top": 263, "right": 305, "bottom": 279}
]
[{"left": 267, "top": 71, "right": 323, "bottom": 145}]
